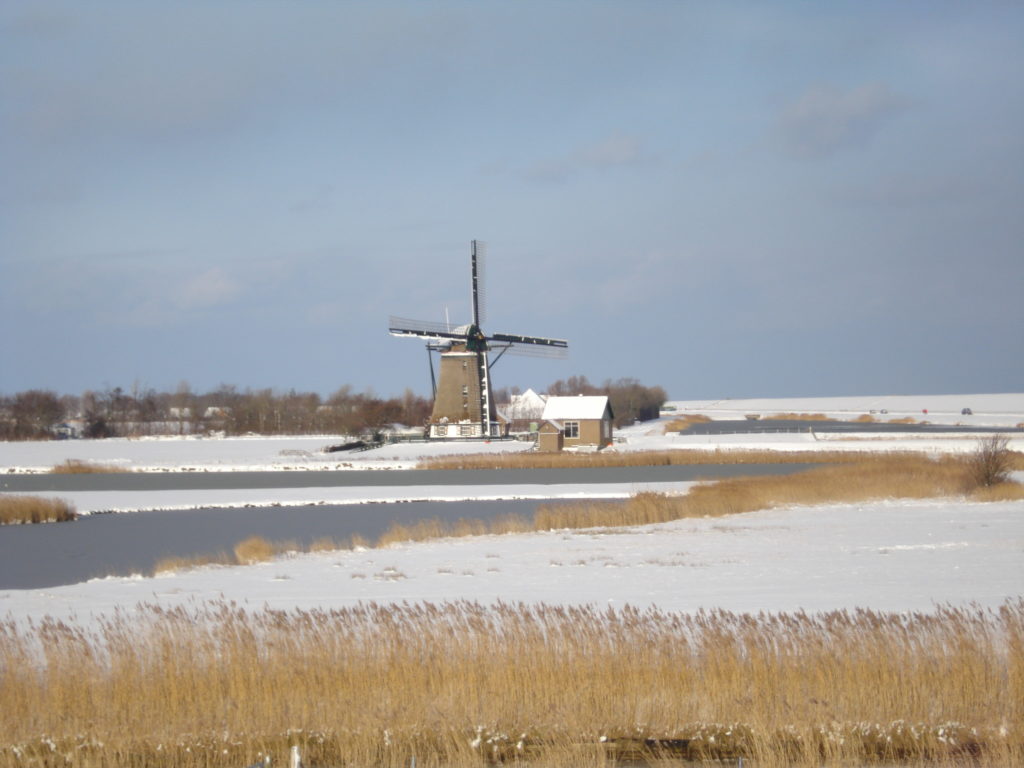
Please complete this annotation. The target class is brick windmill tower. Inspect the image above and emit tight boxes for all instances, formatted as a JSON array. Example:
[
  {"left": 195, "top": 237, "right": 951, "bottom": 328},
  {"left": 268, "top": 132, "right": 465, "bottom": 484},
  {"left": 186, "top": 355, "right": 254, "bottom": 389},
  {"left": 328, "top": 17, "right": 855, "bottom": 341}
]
[{"left": 389, "top": 241, "right": 568, "bottom": 438}]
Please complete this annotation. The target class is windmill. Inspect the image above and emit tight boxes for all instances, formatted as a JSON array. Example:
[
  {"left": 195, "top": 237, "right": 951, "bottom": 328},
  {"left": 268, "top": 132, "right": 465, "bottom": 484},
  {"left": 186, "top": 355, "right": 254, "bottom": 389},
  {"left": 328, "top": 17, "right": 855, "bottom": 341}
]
[{"left": 389, "top": 241, "right": 568, "bottom": 438}]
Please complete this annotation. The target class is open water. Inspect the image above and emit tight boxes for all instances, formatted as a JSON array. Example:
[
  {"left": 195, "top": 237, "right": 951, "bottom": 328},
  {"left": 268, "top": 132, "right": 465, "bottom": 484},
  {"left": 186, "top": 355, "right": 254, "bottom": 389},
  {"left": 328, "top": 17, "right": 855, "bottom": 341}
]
[{"left": 0, "top": 499, "right": 545, "bottom": 590}]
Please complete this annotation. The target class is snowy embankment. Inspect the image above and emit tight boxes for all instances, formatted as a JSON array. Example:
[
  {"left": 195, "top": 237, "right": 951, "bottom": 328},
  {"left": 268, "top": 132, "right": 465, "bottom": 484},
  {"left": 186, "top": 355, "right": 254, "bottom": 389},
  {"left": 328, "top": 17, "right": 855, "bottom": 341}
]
[
  {"left": 0, "top": 435, "right": 535, "bottom": 474},
  {"left": 50, "top": 481, "right": 695, "bottom": 516}
]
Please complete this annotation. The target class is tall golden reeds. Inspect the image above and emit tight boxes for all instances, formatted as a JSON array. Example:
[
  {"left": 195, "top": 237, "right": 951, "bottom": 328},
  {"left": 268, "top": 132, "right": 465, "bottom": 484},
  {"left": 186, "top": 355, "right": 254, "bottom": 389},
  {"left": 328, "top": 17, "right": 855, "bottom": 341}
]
[
  {"left": 50, "top": 459, "right": 129, "bottom": 474},
  {"left": 419, "top": 448, "right": 864, "bottom": 470},
  {"left": 662, "top": 413, "right": 712, "bottom": 432},
  {"left": 534, "top": 453, "right": 1016, "bottom": 531},
  {"left": 233, "top": 535, "right": 278, "bottom": 564},
  {"left": 0, "top": 495, "right": 76, "bottom": 525},
  {"left": 0, "top": 600, "right": 1019, "bottom": 767}
]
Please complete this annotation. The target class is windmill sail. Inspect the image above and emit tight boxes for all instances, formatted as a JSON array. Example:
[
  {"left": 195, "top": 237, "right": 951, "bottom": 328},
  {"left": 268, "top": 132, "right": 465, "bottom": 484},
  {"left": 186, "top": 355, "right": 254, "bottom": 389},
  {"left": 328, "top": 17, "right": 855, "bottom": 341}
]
[
  {"left": 470, "top": 239, "right": 486, "bottom": 327},
  {"left": 490, "top": 332, "right": 568, "bottom": 348}
]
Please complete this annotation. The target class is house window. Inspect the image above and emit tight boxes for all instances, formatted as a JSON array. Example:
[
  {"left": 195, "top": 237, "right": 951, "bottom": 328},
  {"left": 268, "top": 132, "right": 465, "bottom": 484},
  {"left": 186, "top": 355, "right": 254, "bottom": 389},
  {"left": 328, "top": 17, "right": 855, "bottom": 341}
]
[
  {"left": 564, "top": 421, "right": 579, "bottom": 439},
  {"left": 460, "top": 424, "right": 475, "bottom": 436}
]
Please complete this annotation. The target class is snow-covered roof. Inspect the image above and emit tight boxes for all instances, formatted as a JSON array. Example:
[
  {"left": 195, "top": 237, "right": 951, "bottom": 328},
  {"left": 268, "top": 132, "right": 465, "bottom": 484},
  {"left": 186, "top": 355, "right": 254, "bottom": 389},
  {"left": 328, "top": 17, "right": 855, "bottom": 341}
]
[
  {"left": 542, "top": 395, "right": 611, "bottom": 421},
  {"left": 510, "top": 388, "right": 546, "bottom": 408},
  {"left": 507, "top": 388, "right": 548, "bottom": 419}
]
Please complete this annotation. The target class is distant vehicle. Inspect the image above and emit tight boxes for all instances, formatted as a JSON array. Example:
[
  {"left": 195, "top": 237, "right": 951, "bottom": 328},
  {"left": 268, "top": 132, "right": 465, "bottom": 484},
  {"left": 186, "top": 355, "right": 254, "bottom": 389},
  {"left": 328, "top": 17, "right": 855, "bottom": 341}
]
[{"left": 961, "top": 407, "right": 973, "bottom": 415}]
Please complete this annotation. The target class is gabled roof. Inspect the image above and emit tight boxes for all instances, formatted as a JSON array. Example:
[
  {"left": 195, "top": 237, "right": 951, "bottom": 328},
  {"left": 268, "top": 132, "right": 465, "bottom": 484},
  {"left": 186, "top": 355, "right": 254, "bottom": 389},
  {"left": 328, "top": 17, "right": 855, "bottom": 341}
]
[
  {"left": 507, "top": 388, "right": 547, "bottom": 419},
  {"left": 510, "top": 388, "right": 547, "bottom": 409},
  {"left": 541, "top": 395, "right": 612, "bottom": 421}
]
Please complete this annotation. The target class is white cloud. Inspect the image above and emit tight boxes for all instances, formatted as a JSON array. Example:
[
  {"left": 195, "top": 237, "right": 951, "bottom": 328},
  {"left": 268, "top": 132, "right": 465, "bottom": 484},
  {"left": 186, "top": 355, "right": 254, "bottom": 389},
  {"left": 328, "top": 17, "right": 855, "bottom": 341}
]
[{"left": 779, "top": 83, "right": 904, "bottom": 158}]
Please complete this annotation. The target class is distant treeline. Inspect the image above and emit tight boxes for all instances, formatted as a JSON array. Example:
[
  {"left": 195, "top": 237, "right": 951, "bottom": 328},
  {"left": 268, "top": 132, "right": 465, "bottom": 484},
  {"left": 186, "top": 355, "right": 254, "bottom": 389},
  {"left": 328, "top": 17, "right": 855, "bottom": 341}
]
[
  {"left": 0, "top": 377, "right": 666, "bottom": 440},
  {"left": 0, "top": 385, "right": 432, "bottom": 440},
  {"left": 547, "top": 375, "right": 667, "bottom": 427}
]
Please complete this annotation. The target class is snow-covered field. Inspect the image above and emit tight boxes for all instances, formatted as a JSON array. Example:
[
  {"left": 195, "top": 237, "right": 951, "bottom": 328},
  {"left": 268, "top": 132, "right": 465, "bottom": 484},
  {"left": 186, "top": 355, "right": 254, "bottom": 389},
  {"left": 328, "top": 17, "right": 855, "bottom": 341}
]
[
  {"left": 0, "top": 434, "right": 536, "bottom": 473},
  {"left": 667, "top": 392, "right": 1024, "bottom": 426},
  {"left": 1, "top": 392, "right": 1022, "bottom": 624}
]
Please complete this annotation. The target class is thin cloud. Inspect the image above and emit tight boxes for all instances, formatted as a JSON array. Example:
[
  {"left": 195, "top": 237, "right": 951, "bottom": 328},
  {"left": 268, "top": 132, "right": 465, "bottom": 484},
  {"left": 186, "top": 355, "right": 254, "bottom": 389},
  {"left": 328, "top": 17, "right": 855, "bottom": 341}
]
[
  {"left": 526, "top": 133, "right": 648, "bottom": 183},
  {"left": 779, "top": 83, "right": 904, "bottom": 158},
  {"left": 176, "top": 267, "right": 241, "bottom": 310}
]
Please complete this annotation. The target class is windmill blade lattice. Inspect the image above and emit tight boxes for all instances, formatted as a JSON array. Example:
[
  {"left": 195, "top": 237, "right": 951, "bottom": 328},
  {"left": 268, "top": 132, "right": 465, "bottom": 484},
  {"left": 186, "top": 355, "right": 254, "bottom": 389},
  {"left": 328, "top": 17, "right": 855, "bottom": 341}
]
[
  {"left": 494, "top": 344, "right": 569, "bottom": 360},
  {"left": 388, "top": 316, "right": 468, "bottom": 341}
]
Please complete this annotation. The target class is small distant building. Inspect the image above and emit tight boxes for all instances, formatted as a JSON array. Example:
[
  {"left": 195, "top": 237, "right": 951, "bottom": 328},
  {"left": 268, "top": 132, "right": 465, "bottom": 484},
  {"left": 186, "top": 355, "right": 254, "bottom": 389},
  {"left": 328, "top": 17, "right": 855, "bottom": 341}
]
[
  {"left": 537, "top": 395, "right": 614, "bottom": 452},
  {"left": 51, "top": 421, "right": 82, "bottom": 439}
]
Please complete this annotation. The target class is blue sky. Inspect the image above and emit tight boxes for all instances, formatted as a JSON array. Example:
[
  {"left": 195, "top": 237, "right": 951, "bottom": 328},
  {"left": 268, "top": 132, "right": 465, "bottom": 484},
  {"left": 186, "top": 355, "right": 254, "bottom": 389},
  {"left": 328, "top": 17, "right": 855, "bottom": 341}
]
[{"left": 2, "top": 2, "right": 1022, "bottom": 400}]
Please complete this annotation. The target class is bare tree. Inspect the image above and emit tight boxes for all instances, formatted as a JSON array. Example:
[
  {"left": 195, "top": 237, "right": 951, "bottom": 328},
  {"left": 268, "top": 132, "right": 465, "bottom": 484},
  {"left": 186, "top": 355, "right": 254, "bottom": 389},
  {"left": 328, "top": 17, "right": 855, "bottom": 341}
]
[
  {"left": 967, "top": 434, "right": 1012, "bottom": 488},
  {"left": 11, "top": 390, "right": 64, "bottom": 438},
  {"left": 546, "top": 375, "right": 667, "bottom": 427}
]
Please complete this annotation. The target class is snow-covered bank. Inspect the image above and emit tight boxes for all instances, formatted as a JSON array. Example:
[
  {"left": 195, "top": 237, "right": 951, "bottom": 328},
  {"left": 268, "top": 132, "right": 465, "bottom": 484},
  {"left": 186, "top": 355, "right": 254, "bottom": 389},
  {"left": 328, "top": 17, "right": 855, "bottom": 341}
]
[
  {"left": 2, "top": 497, "right": 1020, "bottom": 624},
  {"left": 0, "top": 435, "right": 534, "bottom": 474},
  {"left": 665, "top": 392, "right": 1024, "bottom": 426},
  {"left": 56, "top": 481, "right": 696, "bottom": 515}
]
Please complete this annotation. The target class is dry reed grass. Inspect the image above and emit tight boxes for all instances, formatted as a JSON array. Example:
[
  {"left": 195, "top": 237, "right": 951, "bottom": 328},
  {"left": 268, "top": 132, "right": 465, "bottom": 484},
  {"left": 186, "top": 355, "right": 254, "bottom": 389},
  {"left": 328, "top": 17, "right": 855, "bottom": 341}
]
[
  {"left": 0, "top": 495, "right": 76, "bottom": 525},
  {"left": 153, "top": 551, "right": 233, "bottom": 574},
  {"left": 0, "top": 600, "right": 1019, "bottom": 768},
  {"left": 50, "top": 459, "right": 129, "bottom": 474},
  {"left": 377, "top": 514, "right": 534, "bottom": 548},
  {"left": 233, "top": 535, "right": 277, "bottom": 564},
  {"left": 852, "top": 413, "right": 876, "bottom": 422},
  {"left": 154, "top": 533, "right": 385, "bottom": 575},
  {"left": 533, "top": 454, "right": 996, "bottom": 531},
  {"left": 970, "top": 482, "right": 1024, "bottom": 502},
  {"left": 419, "top": 448, "right": 864, "bottom": 470},
  {"left": 1001, "top": 449, "right": 1024, "bottom": 470},
  {"left": 888, "top": 416, "right": 919, "bottom": 424},
  {"left": 662, "top": 413, "right": 712, "bottom": 433},
  {"left": 309, "top": 535, "right": 345, "bottom": 552}
]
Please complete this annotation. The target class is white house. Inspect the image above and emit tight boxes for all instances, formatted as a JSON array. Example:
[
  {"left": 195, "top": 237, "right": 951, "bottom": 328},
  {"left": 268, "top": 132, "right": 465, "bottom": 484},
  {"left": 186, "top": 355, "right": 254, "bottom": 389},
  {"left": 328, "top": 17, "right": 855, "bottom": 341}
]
[
  {"left": 538, "top": 395, "right": 614, "bottom": 451},
  {"left": 502, "top": 388, "right": 548, "bottom": 432}
]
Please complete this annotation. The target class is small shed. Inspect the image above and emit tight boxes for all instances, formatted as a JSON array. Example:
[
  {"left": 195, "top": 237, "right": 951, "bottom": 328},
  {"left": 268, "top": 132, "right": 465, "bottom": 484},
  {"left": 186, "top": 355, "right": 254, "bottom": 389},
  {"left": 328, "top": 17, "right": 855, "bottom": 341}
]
[
  {"left": 537, "top": 420, "right": 565, "bottom": 452},
  {"left": 538, "top": 395, "right": 614, "bottom": 451}
]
